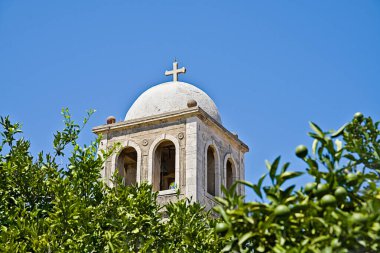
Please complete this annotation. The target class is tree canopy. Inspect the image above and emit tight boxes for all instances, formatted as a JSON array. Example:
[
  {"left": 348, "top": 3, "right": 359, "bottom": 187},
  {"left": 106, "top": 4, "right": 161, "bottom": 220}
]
[
  {"left": 1, "top": 110, "right": 379, "bottom": 252},
  {"left": 0, "top": 109, "right": 221, "bottom": 252},
  {"left": 215, "top": 112, "right": 380, "bottom": 252}
]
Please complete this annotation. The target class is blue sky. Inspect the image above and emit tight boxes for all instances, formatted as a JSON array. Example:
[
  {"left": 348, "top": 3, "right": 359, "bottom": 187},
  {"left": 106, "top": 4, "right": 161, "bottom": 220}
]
[{"left": 1, "top": 1, "right": 379, "bottom": 199}]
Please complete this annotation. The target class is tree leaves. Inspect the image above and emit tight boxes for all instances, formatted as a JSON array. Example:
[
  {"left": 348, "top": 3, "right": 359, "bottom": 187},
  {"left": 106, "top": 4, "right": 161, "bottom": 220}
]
[
  {"left": 309, "top": 121, "right": 325, "bottom": 138},
  {"left": 214, "top": 114, "right": 380, "bottom": 252},
  {"left": 0, "top": 112, "right": 222, "bottom": 252},
  {"left": 331, "top": 123, "right": 347, "bottom": 138},
  {"left": 2, "top": 111, "right": 380, "bottom": 252}
]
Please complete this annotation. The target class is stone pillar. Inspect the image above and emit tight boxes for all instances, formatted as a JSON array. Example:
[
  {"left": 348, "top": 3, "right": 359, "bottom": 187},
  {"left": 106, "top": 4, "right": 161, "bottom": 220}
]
[{"left": 185, "top": 118, "right": 198, "bottom": 201}]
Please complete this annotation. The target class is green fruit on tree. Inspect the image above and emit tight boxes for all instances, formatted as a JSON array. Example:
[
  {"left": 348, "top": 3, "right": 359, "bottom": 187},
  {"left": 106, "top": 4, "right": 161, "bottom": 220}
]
[
  {"left": 346, "top": 173, "right": 358, "bottom": 186},
  {"left": 354, "top": 112, "right": 364, "bottom": 122},
  {"left": 320, "top": 194, "right": 337, "bottom": 207},
  {"left": 274, "top": 205, "right": 291, "bottom": 217},
  {"left": 295, "top": 145, "right": 308, "bottom": 158},
  {"left": 215, "top": 222, "right": 229, "bottom": 233},
  {"left": 304, "top": 182, "right": 317, "bottom": 194},
  {"left": 315, "top": 184, "right": 330, "bottom": 196},
  {"left": 350, "top": 213, "right": 368, "bottom": 224},
  {"left": 334, "top": 186, "right": 347, "bottom": 199}
]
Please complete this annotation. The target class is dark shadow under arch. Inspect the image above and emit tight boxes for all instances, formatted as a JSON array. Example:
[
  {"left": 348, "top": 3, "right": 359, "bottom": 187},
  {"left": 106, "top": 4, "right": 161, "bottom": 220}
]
[
  {"left": 117, "top": 147, "right": 138, "bottom": 186},
  {"left": 207, "top": 146, "right": 216, "bottom": 196},
  {"left": 226, "top": 159, "right": 234, "bottom": 190},
  {"left": 153, "top": 140, "right": 176, "bottom": 191}
]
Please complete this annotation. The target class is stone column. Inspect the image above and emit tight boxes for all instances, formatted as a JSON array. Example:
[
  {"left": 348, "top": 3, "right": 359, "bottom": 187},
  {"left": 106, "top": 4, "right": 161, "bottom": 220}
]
[{"left": 185, "top": 118, "right": 198, "bottom": 201}]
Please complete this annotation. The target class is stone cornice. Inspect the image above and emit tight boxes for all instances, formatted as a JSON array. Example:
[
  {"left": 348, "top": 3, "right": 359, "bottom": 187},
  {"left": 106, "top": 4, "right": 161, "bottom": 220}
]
[{"left": 92, "top": 106, "right": 249, "bottom": 152}]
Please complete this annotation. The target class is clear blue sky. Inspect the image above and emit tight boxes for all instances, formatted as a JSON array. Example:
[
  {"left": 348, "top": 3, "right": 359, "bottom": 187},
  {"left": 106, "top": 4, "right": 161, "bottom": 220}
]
[{"left": 1, "top": 1, "right": 379, "bottom": 199}]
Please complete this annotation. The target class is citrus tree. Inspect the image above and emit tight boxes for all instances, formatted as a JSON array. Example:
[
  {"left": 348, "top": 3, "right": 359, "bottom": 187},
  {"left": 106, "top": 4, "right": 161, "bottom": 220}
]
[
  {"left": 0, "top": 109, "right": 221, "bottom": 252},
  {"left": 2, "top": 109, "right": 379, "bottom": 252},
  {"left": 214, "top": 113, "right": 380, "bottom": 252}
]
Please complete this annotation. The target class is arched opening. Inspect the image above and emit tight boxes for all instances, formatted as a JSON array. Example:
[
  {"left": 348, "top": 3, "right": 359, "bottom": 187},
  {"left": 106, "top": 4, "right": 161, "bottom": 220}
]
[
  {"left": 207, "top": 146, "right": 216, "bottom": 196},
  {"left": 226, "top": 159, "right": 234, "bottom": 189},
  {"left": 153, "top": 140, "right": 176, "bottom": 191},
  {"left": 117, "top": 147, "right": 138, "bottom": 186}
]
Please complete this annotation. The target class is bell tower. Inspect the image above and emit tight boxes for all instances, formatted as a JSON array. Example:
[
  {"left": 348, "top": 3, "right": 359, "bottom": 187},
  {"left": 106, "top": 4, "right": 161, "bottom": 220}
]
[{"left": 93, "top": 61, "right": 249, "bottom": 209}]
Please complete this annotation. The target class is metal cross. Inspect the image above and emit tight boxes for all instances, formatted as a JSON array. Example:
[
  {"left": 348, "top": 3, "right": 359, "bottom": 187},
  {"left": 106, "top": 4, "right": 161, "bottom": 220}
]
[{"left": 165, "top": 61, "right": 186, "bottom": 82}]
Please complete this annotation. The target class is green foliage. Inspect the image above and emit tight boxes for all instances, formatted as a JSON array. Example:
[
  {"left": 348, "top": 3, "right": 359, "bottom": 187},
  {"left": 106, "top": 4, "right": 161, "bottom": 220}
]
[
  {"left": 161, "top": 198, "right": 221, "bottom": 252},
  {"left": 0, "top": 109, "right": 221, "bottom": 252},
  {"left": 2, "top": 109, "right": 380, "bottom": 252},
  {"left": 215, "top": 113, "right": 380, "bottom": 252}
]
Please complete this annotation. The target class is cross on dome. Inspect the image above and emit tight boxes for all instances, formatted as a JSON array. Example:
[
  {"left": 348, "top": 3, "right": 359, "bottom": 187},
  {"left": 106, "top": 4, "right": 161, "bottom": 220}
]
[{"left": 165, "top": 60, "right": 186, "bottom": 82}]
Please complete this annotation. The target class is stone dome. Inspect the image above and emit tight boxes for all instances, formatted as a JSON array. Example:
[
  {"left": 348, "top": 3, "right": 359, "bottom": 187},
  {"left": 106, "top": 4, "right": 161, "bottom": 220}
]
[{"left": 125, "top": 81, "right": 221, "bottom": 123}]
